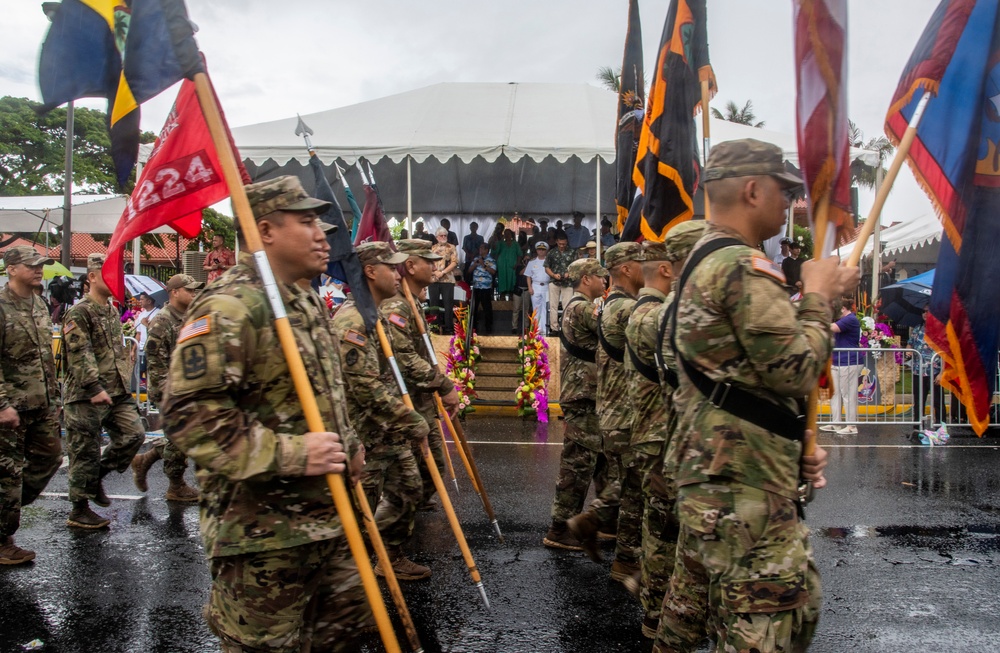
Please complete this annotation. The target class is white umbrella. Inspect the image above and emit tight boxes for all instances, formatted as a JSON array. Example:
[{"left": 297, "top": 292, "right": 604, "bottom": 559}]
[{"left": 124, "top": 274, "right": 168, "bottom": 305}]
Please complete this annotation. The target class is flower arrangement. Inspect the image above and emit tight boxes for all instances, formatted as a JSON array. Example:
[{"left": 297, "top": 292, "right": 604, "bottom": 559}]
[
  {"left": 515, "top": 308, "right": 550, "bottom": 422},
  {"left": 858, "top": 314, "right": 902, "bottom": 362},
  {"left": 444, "top": 306, "right": 480, "bottom": 417},
  {"left": 120, "top": 307, "right": 137, "bottom": 339}
]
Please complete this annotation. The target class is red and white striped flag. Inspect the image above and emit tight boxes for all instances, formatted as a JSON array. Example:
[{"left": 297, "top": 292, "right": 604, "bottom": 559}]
[{"left": 793, "top": 0, "right": 852, "bottom": 257}]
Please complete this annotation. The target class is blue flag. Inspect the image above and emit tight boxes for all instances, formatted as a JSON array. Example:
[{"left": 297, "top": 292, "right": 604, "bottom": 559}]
[{"left": 122, "top": 0, "right": 203, "bottom": 104}]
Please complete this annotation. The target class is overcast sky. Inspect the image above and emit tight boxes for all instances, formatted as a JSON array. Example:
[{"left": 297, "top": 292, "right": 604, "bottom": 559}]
[{"left": 1, "top": 0, "right": 942, "bottom": 227}]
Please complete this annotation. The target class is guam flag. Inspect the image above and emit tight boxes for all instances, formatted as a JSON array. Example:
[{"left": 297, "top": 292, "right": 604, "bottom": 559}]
[
  {"left": 626, "top": 0, "right": 716, "bottom": 242},
  {"left": 886, "top": 0, "right": 1000, "bottom": 434}
]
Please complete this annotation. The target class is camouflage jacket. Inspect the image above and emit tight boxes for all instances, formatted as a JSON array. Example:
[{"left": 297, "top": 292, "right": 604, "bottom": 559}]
[
  {"left": 672, "top": 224, "right": 832, "bottom": 500},
  {"left": 0, "top": 287, "right": 56, "bottom": 412},
  {"left": 381, "top": 290, "right": 455, "bottom": 416},
  {"left": 624, "top": 287, "right": 668, "bottom": 446},
  {"left": 161, "top": 256, "right": 362, "bottom": 558},
  {"left": 560, "top": 291, "right": 598, "bottom": 404},
  {"left": 145, "top": 303, "right": 184, "bottom": 406},
  {"left": 331, "top": 300, "right": 429, "bottom": 451},
  {"left": 597, "top": 288, "right": 637, "bottom": 431},
  {"left": 62, "top": 294, "right": 132, "bottom": 403},
  {"left": 545, "top": 247, "right": 577, "bottom": 286}
]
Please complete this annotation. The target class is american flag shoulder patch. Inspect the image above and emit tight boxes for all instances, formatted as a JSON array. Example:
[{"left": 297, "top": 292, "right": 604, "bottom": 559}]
[
  {"left": 344, "top": 329, "right": 367, "bottom": 348},
  {"left": 388, "top": 313, "right": 408, "bottom": 330},
  {"left": 63, "top": 320, "right": 77, "bottom": 334},
  {"left": 178, "top": 316, "right": 212, "bottom": 343},
  {"left": 750, "top": 256, "right": 786, "bottom": 284}
]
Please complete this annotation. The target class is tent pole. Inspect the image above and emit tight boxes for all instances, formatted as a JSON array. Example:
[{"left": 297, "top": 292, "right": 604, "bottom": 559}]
[
  {"left": 132, "top": 161, "right": 143, "bottom": 276},
  {"left": 595, "top": 158, "right": 601, "bottom": 261},
  {"left": 406, "top": 155, "right": 413, "bottom": 236}
]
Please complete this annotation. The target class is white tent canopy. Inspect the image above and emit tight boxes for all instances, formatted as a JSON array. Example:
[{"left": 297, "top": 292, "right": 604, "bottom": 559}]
[
  {"left": 837, "top": 212, "right": 943, "bottom": 258},
  {"left": 0, "top": 195, "right": 176, "bottom": 234}
]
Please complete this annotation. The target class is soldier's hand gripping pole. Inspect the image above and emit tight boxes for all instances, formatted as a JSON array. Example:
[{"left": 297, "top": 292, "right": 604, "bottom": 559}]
[
  {"left": 400, "top": 281, "right": 504, "bottom": 543},
  {"left": 374, "top": 320, "right": 490, "bottom": 608},
  {"left": 352, "top": 482, "right": 424, "bottom": 652},
  {"left": 192, "top": 72, "right": 402, "bottom": 653}
]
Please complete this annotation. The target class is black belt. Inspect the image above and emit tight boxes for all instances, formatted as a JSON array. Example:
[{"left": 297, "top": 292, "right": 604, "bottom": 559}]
[{"left": 671, "top": 238, "right": 806, "bottom": 442}]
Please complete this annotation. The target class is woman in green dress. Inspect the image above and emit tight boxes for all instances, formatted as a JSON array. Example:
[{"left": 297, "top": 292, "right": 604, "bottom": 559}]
[{"left": 492, "top": 229, "right": 521, "bottom": 297}]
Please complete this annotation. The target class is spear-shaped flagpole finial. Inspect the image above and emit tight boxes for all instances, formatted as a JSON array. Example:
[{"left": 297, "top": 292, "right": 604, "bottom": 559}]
[
  {"left": 355, "top": 161, "right": 370, "bottom": 186},
  {"left": 294, "top": 114, "right": 315, "bottom": 153},
  {"left": 366, "top": 160, "right": 377, "bottom": 186}
]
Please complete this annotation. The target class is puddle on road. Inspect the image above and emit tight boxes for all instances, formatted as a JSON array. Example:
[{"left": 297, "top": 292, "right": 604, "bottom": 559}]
[{"left": 819, "top": 524, "right": 1000, "bottom": 555}]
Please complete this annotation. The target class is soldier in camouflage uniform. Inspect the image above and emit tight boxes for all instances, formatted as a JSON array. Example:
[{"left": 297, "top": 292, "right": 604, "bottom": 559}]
[
  {"left": 567, "top": 242, "right": 645, "bottom": 579},
  {"left": 62, "top": 253, "right": 145, "bottom": 530},
  {"left": 543, "top": 232, "right": 577, "bottom": 335},
  {"left": 161, "top": 176, "right": 371, "bottom": 652},
  {"left": 619, "top": 240, "right": 674, "bottom": 635},
  {"left": 654, "top": 140, "right": 856, "bottom": 652},
  {"left": 332, "top": 241, "right": 433, "bottom": 581},
  {"left": 131, "top": 273, "right": 203, "bottom": 503},
  {"left": 381, "top": 239, "right": 461, "bottom": 512},
  {"left": 0, "top": 246, "right": 62, "bottom": 564},
  {"left": 542, "top": 258, "right": 608, "bottom": 551}
]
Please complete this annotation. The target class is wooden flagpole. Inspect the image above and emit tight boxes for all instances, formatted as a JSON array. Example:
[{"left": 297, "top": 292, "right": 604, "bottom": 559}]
[
  {"left": 435, "top": 413, "right": 461, "bottom": 494},
  {"left": 400, "top": 279, "right": 504, "bottom": 542},
  {"left": 373, "top": 321, "right": 491, "bottom": 608},
  {"left": 191, "top": 72, "right": 401, "bottom": 653},
  {"left": 701, "top": 79, "right": 712, "bottom": 221},
  {"left": 847, "top": 91, "right": 932, "bottom": 268}
]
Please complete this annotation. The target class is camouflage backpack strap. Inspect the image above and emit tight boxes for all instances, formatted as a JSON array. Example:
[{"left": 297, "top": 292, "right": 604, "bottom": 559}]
[
  {"left": 627, "top": 295, "right": 662, "bottom": 385},
  {"left": 559, "top": 296, "right": 596, "bottom": 363},
  {"left": 671, "top": 237, "right": 806, "bottom": 442},
  {"left": 596, "top": 290, "right": 628, "bottom": 363}
]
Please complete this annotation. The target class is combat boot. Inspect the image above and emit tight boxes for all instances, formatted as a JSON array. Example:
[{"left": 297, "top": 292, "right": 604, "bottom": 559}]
[
  {"left": 542, "top": 523, "right": 583, "bottom": 552},
  {"left": 166, "top": 479, "right": 199, "bottom": 503},
  {"left": 0, "top": 537, "right": 36, "bottom": 565},
  {"left": 131, "top": 448, "right": 161, "bottom": 492},
  {"left": 66, "top": 501, "right": 110, "bottom": 529},
  {"left": 566, "top": 510, "right": 602, "bottom": 562},
  {"left": 375, "top": 548, "right": 431, "bottom": 581},
  {"left": 641, "top": 616, "right": 659, "bottom": 639},
  {"left": 610, "top": 559, "right": 641, "bottom": 583},
  {"left": 93, "top": 479, "right": 111, "bottom": 508},
  {"left": 621, "top": 569, "right": 642, "bottom": 599}
]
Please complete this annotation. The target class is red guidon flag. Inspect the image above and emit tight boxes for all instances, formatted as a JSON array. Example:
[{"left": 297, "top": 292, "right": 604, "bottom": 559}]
[
  {"left": 102, "top": 75, "right": 248, "bottom": 301},
  {"left": 793, "top": 0, "right": 852, "bottom": 257}
]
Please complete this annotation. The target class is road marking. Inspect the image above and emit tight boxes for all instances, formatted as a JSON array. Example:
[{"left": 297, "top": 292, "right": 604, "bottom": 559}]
[{"left": 40, "top": 492, "right": 147, "bottom": 501}]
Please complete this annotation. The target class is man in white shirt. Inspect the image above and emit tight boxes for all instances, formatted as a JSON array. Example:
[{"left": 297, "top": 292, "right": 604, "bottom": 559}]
[
  {"left": 524, "top": 241, "right": 551, "bottom": 334},
  {"left": 773, "top": 237, "right": 791, "bottom": 268},
  {"left": 134, "top": 293, "right": 159, "bottom": 350}
]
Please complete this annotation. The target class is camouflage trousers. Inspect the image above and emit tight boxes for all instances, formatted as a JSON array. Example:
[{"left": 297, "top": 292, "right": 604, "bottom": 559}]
[
  {"left": 207, "top": 537, "right": 372, "bottom": 653},
  {"left": 594, "top": 428, "right": 628, "bottom": 534},
  {"left": 638, "top": 441, "right": 679, "bottom": 624},
  {"left": 150, "top": 436, "right": 189, "bottom": 481},
  {"left": 655, "top": 482, "right": 821, "bottom": 653},
  {"left": 0, "top": 407, "right": 62, "bottom": 538},
  {"left": 360, "top": 446, "right": 423, "bottom": 547},
  {"left": 414, "top": 396, "right": 447, "bottom": 504},
  {"left": 64, "top": 396, "right": 144, "bottom": 503},
  {"left": 551, "top": 401, "right": 617, "bottom": 525}
]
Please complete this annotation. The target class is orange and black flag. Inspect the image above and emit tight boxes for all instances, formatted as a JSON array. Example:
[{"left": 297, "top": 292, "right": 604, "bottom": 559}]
[
  {"left": 624, "top": 0, "right": 716, "bottom": 242},
  {"left": 614, "top": 0, "right": 644, "bottom": 233},
  {"left": 38, "top": 0, "right": 140, "bottom": 188}
]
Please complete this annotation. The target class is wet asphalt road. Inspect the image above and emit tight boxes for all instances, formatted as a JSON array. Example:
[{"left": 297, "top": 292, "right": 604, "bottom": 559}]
[{"left": 2, "top": 417, "right": 1000, "bottom": 653}]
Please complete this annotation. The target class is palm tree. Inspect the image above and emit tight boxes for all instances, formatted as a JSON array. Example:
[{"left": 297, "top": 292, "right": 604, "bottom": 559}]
[
  {"left": 710, "top": 99, "right": 765, "bottom": 128},
  {"left": 849, "top": 120, "right": 894, "bottom": 190},
  {"left": 596, "top": 66, "right": 621, "bottom": 93}
]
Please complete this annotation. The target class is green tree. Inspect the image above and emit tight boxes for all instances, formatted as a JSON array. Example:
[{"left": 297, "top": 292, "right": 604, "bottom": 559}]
[
  {"left": 596, "top": 66, "right": 621, "bottom": 93},
  {"left": 0, "top": 95, "right": 155, "bottom": 196},
  {"left": 187, "top": 207, "right": 236, "bottom": 251},
  {"left": 848, "top": 120, "right": 894, "bottom": 190},
  {"left": 710, "top": 99, "right": 766, "bottom": 128}
]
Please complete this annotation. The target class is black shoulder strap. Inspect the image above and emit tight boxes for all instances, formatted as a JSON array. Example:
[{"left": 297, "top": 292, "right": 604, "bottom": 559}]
[
  {"left": 559, "top": 296, "right": 596, "bottom": 363},
  {"left": 597, "top": 291, "right": 628, "bottom": 363},
  {"left": 627, "top": 295, "right": 664, "bottom": 385},
  {"left": 654, "top": 305, "right": 677, "bottom": 388},
  {"left": 670, "top": 237, "right": 806, "bottom": 442}
]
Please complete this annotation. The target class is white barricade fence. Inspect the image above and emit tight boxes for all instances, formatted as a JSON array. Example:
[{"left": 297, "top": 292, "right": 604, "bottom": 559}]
[
  {"left": 818, "top": 347, "right": 924, "bottom": 429},
  {"left": 929, "top": 352, "right": 1000, "bottom": 430}
]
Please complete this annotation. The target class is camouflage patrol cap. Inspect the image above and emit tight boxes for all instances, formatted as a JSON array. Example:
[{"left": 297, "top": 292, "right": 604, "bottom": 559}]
[
  {"left": 356, "top": 241, "right": 409, "bottom": 267},
  {"left": 703, "top": 138, "right": 803, "bottom": 188},
  {"left": 165, "top": 273, "right": 205, "bottom": 291},
  {"left": 87, "top": 253, "right": 106, "bottom": 271},
  {"left": 567, "top": 257, "right": 608, "bottom": 284},
  {"left": 396, "top": 238, "right": 442, "bottom": 260},
  {"left": 244, "top": 175, "right": 332, "bottom": 220},
  {"left": 640, "top": 241, "right": 671, "bottom": 262},
  {"left": 603, "top": 241, "right": 646, "bottom": 268},
  {"left": 3, "top": 245, "right": 52, "bottom": 267},
  {"left": 664, "top": 221, "right": 709, "bottom": 262}
]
